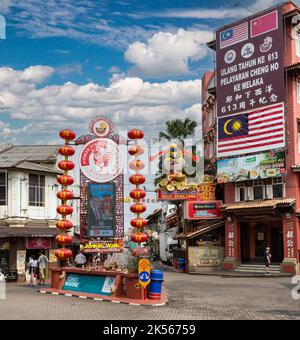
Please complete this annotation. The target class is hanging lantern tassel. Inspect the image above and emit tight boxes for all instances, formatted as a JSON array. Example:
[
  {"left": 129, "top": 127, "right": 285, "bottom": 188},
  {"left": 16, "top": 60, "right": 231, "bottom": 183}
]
[{"left": 55, "top": 129, "right": 76, "bottom": 264}]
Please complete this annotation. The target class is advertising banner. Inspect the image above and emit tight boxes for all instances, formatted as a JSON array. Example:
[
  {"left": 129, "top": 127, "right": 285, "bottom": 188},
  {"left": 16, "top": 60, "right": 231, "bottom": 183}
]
[
  {"left": 87, "top": 183, "right": 115, "bottom": 238},
  {"left": 217, "top": 151, "right": 285, "bottom": 183},
  {"left": 63, "top": 273, "right": 115, "bottom": 296},
  {"left": 216, "top": 6, "right": 285, "bottom": 157},
  {"left": 184, "top": 201, "right": 223, "bottom": 220},
  {"left": 16, "top": 250, "right": 26, "bottom": 275},
  {"left": 157, "top": 190, "right": 198, "bottom": 201}
]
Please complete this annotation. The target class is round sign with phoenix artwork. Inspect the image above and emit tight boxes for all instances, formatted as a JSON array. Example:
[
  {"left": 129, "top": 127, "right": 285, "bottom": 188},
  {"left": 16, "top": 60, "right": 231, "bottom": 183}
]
[{"left": 80, "top": 138, "right": 123, "bottom": 183}]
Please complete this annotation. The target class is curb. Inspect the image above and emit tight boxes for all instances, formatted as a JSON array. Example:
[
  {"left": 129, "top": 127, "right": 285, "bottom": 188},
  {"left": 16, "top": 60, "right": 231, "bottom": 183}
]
[{"left": 37, "top": 289, "right": 168, "bottom": 307}]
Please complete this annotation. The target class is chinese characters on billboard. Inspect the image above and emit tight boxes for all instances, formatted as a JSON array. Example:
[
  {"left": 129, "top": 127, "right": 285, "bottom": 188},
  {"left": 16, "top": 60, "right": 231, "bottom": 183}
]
[
  {"left": 87, "top": 183, "right": 115, "bottom": 238},
  {"left": 216, "top": 7, "right": 285, "bottom": 158},
  {"left": 184, "top": 201, "right": 223, "bottom": 220}
]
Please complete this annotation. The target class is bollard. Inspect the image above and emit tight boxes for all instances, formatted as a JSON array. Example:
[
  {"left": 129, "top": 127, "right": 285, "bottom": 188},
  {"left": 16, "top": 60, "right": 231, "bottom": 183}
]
[{"left": 148, "top": 270, "right": 164, "bottom": 300}]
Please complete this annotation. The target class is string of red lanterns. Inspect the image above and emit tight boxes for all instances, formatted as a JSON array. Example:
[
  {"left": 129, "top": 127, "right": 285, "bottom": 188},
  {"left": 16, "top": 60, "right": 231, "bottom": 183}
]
[
  {"left": 128, "top": 129, "right": 149, "bottom": 257},
  {"left": 55, "top": 129, "right": 76, "bottom": 263}
]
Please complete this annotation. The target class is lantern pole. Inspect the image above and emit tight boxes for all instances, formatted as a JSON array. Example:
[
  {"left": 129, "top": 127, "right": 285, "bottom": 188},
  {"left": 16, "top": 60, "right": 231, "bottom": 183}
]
[{"left": 55, "top": 130, "right": 76, "bottom": 266}]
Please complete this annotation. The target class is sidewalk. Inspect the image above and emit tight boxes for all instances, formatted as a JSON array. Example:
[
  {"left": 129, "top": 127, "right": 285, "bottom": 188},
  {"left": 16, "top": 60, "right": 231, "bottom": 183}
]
[{"left": 154, "top": 261, "right": 293, "bottom": 278}]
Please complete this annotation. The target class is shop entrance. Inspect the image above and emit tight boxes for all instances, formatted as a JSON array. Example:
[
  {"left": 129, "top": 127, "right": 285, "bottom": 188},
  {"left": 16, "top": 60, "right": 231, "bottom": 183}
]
[{"left": 240, "top": 222, "right": 283, "bottom": 264}]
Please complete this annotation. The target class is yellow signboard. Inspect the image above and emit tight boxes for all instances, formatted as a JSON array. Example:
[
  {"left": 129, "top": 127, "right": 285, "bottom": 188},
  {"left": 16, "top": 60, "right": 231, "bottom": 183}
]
[{"left": 138, "top": 259, "right": 151, "bottom": 288}]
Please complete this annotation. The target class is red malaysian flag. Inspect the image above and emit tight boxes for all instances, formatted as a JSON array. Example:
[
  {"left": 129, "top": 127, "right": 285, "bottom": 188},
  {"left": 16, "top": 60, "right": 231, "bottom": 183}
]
[
  {"left": 217, "top": 102, "right": 285, "bottom": 158},
  {"left": 250, "top": 10, "right": 278, "bottom": 38}
]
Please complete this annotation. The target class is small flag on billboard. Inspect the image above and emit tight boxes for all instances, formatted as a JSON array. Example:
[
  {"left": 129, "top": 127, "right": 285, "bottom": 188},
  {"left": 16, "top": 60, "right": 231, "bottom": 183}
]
[
  {"left": 220, "top": 22, "right": 248, "bottom": 49},
  {"left": 250, "top": 10, "right": 278, "bottom": 38}
]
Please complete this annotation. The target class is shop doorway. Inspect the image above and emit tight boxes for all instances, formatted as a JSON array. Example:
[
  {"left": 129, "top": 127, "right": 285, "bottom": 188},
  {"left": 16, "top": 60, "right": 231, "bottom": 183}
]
[
  {"left": 240, "top": 223, "right": 250, "bottom": 263},
  {"left": 271, "top": 228, "right": 284, "bottom": 263}
]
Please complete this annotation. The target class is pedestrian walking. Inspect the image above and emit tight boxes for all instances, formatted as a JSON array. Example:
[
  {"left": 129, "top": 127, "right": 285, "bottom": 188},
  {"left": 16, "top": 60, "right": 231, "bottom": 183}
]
[
  {"left": 28, "top": 256, "right": 38, "bottom": 287},
  {"left": 264, "top": 247, "right": 272, "bottom": 274},
  {"left": 38, "top": 251, "right": 49, "bottom": 285}
]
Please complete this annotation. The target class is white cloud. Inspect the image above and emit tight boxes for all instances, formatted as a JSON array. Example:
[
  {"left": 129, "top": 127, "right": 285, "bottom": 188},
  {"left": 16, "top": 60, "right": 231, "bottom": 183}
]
[
  {"left": 56, "top": 63, "right": 83, "bottom": 76},
  {"left": 125, "top": 29, "right": 213, "bottom": 77},
  {"left": 108, "top": 66, "right": 121, "bottom": 73},
  {"left": 0, "top": 66, "right": 202, "bottom": 144}
]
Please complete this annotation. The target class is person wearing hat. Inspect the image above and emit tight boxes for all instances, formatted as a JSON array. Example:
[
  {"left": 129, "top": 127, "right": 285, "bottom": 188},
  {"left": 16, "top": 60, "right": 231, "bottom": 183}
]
[{"left": 264, "top": 247, "right": 272, "bottom": 274}]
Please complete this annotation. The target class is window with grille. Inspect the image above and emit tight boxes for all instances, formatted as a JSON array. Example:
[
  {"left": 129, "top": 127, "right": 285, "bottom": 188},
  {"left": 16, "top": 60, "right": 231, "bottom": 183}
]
[
  {"left": 0, "top": 172, "right": 7, "bottom": 206},
  {"left": 29, "top": 174, "right": 45, "bottom": 207}
]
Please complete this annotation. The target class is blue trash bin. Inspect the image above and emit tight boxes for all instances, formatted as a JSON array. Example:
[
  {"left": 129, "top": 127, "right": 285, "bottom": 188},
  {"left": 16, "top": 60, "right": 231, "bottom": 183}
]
[
  {"left": 178, "top": 258, "right": 185, "bottom": 273},
  {"left": 148, "top": 270, "right": 164, "bottom": 300}
]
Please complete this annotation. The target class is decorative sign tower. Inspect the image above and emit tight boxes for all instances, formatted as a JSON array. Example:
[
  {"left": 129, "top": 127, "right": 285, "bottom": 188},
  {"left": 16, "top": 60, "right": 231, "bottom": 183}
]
[{"left": 76, "top": 118, "right": 124, "bottom": 253}]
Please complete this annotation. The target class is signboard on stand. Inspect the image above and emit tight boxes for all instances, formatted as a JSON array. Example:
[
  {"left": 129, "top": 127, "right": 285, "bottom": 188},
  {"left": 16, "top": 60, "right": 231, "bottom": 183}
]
[{"left": 16, "top": 250, "right": 26, "bottom": 275}]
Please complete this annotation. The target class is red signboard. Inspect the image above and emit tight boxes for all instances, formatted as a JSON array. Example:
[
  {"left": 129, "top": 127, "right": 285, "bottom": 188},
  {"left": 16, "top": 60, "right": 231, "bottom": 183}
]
[
  {"left": 157, "top": 190, "right": 198, "bottom": 201},
  {"left": 184, "top": 201, "right": 223, "bottom": 220},
  {"left": 26, "top": 237, "right": 52, "bottom": 249}
]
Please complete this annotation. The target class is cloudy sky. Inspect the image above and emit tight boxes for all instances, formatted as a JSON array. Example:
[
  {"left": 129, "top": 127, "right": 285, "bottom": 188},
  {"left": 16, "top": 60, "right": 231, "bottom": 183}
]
[{"left": 0, "top": 0, "right": 289, "bottom": 145}]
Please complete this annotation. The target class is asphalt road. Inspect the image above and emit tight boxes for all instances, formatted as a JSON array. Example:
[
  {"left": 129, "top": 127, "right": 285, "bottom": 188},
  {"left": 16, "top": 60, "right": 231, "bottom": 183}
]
[{"left": 0, "top": 272, "right": 299, "bottom": 320}]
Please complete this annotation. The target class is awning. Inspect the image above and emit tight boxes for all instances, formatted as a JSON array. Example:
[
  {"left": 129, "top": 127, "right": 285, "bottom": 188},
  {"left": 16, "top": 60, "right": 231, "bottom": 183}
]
[
  {"left": 175, "top": 220, "right": 224, "bottom": 240},
  {"left": 0, "top": 227, "right": 60, "bottom": 238},
  {"left": 222, "top": 199, "right": 295, "bottom": 212}
]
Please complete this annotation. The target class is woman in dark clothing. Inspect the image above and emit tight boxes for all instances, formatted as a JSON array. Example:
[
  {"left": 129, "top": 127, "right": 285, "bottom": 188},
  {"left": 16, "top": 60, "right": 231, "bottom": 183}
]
[{"left": 264, "top": 247, "right": 272, "bottom": 274}]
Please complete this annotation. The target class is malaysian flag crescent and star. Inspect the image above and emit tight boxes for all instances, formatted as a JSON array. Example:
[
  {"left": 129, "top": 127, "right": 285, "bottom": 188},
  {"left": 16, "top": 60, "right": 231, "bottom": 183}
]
[{"left": 220, "top": 22, "right": 249, "bottom": 49}]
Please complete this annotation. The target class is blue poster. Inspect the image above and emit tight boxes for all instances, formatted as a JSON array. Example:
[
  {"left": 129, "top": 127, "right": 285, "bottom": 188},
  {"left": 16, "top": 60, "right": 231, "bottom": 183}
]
[{"left": 63, "top": 273, "right": 115, "bottom": 296}]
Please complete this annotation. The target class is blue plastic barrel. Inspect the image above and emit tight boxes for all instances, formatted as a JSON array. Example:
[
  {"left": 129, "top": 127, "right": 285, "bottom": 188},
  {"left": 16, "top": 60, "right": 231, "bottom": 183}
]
[
  {"left": 148, "top": 270, "right": 164, "bottom": 300},
  {"left": 178, "top": 258, "right": 185, "bottom": 272}
]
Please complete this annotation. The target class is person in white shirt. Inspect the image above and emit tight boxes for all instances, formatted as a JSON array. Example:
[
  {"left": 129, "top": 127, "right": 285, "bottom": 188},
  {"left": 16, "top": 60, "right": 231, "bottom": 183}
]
[
  {"left": 75, "top": 252, "right": 87, "bottom": 268},
  {"left": 29, "top": 256, "right": 38, "bottom": 287}
]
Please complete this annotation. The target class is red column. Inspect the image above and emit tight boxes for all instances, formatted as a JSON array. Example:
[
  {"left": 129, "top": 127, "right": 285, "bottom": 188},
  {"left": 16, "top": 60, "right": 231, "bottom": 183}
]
[
  {"left": 281, "top": 213, "right": 299, "bottom": 274},
  {"left": 223, "top": 215, "right": 240, "bottom": 270}
]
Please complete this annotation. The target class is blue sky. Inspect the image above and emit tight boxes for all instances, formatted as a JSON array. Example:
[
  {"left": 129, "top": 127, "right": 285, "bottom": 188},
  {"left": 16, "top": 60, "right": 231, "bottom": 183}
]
[{"left": 0, "top": 0, "right": 287, "bottom": 144}]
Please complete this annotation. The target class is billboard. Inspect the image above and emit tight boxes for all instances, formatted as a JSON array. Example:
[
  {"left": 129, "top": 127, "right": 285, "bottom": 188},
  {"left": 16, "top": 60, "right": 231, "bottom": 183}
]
[
  {"left": 217, "top": 151, "right": 285, "bottom": 183},
  {"left": 216, "top": 7, "right": 285, "bottom": 157},
  {"left": 157, "top": 190, "right": 198, "bottom": 201},
  {"left": 184, "top": 201, "right": 223, "bottom": 220},
  {"left": 87, "top": 183, "right": 115, "bottom": 238}
]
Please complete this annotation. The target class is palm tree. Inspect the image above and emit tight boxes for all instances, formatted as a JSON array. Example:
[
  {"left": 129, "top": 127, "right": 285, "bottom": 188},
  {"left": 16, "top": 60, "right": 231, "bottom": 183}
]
[
  {"left": 155, "top": 118, "right": 198, "bottom": 185},
  {"left": 159, "top": 118, "right": 198, "bottom": 142}
]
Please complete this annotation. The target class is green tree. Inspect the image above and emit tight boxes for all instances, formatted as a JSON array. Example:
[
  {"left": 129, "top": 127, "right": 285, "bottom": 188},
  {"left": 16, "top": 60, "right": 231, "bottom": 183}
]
[{"left": 159, "top": 118, "right": 198, "bottom": 142}]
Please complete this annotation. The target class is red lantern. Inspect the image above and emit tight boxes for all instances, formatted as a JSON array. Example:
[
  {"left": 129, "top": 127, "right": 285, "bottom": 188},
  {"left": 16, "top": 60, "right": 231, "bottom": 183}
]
[
  {"left": 56, "top": 234, "right": 73, "bottom": 246},
  {"left": 132, "top": 247, "right": 149, "bottom": 257},
  {"left": 131, "top": 232, "right": 148, "bottom": 243},
  {"left": 129, "top": 174, "right": 145, "bottom": 185},
  {"left": 130, "top": 203, "right": 146, "bottom": 214},
  {"left": 57, "top": 190, "right": 74, "bottom": 201},
  {"left": 129, "top": 160, "right": 145, "bottom": 171},
  {"left": 57, "top": 175, "right": 74, "bottom": 186},
  {"left": 131, "top": 218, "right": 148, "bottom": 228},
  {"left": 57, "top": 205, "right": 73, "bottom": 216},
  {"left": 130, "top": 189, "right": 146, "bottom": 200},
  {"left": 128, "top": 145, "right": 144, "bottom": 156},
  {"left": 58, "top": 145, "right": 75, "bottom": 157},
  {"left": 59, "top": 130, "right": 76, "bottom": 141},
  {"left": 128, "top": 130, "right": 144, "bottom": 140},
  {"left": 58, "top": 160, "right": 75, "bottom": 171},
  {"left": 56, "top": 220, "right": 73, "bottom": 231},
  {"left": 55, "top": 248, "right": 72, "bottom": 260}
]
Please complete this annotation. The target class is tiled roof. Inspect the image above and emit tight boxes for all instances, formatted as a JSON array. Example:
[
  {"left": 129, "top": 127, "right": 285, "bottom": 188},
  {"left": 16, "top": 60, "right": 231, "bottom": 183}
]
[
  {"left": 175, "top": 220, "right": 224, "bottom": 239},
  {"left": 222, "top": 199, "right": 295, "bottom": 211}
]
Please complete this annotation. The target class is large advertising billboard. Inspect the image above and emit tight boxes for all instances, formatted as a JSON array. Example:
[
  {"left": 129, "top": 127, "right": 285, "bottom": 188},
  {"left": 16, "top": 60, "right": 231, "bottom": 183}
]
[
  {"left": 217, "top": 151, "right": 285, "bottom": 183},
  {"left": 216, "top": 7, "right": 285, "bottom": 158},
  {"left": 87, "top": 183, "right": 115, "bottom": 238}
]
